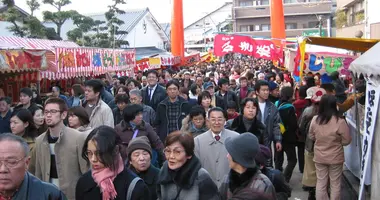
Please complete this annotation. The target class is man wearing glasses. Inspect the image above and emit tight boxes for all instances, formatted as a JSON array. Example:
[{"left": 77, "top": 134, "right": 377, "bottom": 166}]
[
  {"left": 194, "top": 107, "right": 239, "bottom": 188},
  {"left": 0, "top": 133, "right": 66, "bottom": 199},
  {"left": 29, "top": 97, "right": 89, "bottom": 200}
]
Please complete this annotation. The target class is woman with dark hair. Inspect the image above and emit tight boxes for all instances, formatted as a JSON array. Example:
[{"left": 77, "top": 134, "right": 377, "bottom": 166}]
[
  {"left": 68, "top": 106, "right": 92, "bottom": 135},
  {"left": 31, "top": 89, "right": 43, "bottom": 105},
  {"left": 157, "top": 131, "right": 219, "bottom": 200},
  {"left": 228, "top": 98, "right": 265, "bottom": 141},
  {"left": 10, "top": 109, "right": 38, "bottom": 152},
  {"left": 189, "top": 84, "right": 200, "bottom": 100},
  {"left": 198, "top": 91, "right": 213, "bottom": 117},
  {"left": 108, "top": 85, "right": 129, "bottom": 110},
  {"left": 309, "top": 95, "right": 351, "bottom": 200},
  {"left": 127, "top": 79, "right": 141, "bottom": 91},
  {"left": 181, "top": 106, "right": 209, "bottom": 138},
  {"left": 115, "top": 104, "right": 165, "bottom": 165},
  {"left": 68, "top": 84, "right": 84, "bottom": 108},
  {"left": 75, "top": 126, "right": 150, "bottom": 200},
  {"left": 274, "top": 86, "right": 298, "bottom": 183},
  {"left": 29, "top": 105, "right": 47, "bottom": 135},
  {"left": 113, "top": 94, "right": 129, "bottom": 125}
]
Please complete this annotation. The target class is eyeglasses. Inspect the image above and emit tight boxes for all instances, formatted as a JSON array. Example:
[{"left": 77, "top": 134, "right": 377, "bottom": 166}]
[
  {"left": 163, "top": 148, "right": 185, "bottom": 157},
  {"left": 0, "top": 157, "right": 25, "bottom": 168},
  {"left": 210, "top": 118, "right": 225, "bottom": 123},
  {"left": 85, "top": 150, "right": 101, "bottom": 160},
  {"left": 44, "top": 109, "right": 61, "bottom": 115}
]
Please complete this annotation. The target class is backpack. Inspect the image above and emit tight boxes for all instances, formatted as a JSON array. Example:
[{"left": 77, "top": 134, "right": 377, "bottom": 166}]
[
  {"left": 126, "top": 177, "right": 142, "bottom": 200},
  {"left": 275, "top": 101, "right": 295, "bottom": 134}
]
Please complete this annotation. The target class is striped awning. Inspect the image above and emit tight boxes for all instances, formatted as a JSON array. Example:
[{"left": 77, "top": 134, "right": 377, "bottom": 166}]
[{"left": 0, "top": 36, "right": 79, "bottom": 51}]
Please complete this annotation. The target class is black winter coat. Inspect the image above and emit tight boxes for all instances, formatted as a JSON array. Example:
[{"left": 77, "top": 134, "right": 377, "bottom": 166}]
[
  {"left": 154, "top": 96, "right": 191, "bottom": 143},
  {"left": 75, "top": 168, "right": 150, "bottom": 200},
  {"left": 277, "top": 101, "right": 298, "bottom": 144},
  {"left": 130, "top": 165, "right": 160, "bottom": 200},
  {"left": 141, "top": 84, "right": 167, "bottom": 111},
  {"left": 229, "top": 115, "right": 266, "bottom": 144},
  {"left": 215, "top": 90, "right": 239, "bottom": 110}
]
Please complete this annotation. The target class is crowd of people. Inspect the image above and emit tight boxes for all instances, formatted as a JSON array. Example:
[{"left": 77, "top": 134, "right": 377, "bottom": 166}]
[{"left": 0, "top": 57, "right": 364, "bottom": 200}]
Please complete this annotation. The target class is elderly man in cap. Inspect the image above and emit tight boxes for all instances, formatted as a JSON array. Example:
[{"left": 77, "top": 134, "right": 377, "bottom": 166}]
[
  {"left": 219, "top": 133, "right": 276, "bottom": 200},
  {"left": 127, "top": 136, "right": 160, "bottom": 200},
  {"left": 0, "top": 133, "right": 66, "bottom": 199}
]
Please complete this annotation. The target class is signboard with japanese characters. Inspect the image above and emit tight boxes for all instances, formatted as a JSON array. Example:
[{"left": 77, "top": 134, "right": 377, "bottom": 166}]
[
  {"left": 53, "top": 47, "right": 135, "bottom": 79},
  {"left": 213, "top": 34, "right": 282, "bottom": 62},
  {"left": 359, "top": 81, "right": 380, "bottom": 200}
]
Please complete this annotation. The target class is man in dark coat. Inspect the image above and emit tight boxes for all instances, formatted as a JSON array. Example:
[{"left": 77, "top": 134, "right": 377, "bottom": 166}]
[
  {"left": 216, "top": 78, "right": 239, "bottom": 110},
  {"left": 141, "top": 70, "right": 167, "bottom": 111},
  {"left": 0, "top": 133, "right": 66, "bottom": 200},
  {"left": 154, "top": 80, "right": 191, "bottom": 143}
]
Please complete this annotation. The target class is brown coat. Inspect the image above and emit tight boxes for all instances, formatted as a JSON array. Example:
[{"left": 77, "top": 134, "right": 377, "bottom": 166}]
[
  {"left": 28, "top": 126, "right": 89, "bottom": 200},
  {"left": 115, "top": 120, "right": 165, "bottom": 161},
  {"left": 309, "top": 116, "right": 351, "bottom": 165}
]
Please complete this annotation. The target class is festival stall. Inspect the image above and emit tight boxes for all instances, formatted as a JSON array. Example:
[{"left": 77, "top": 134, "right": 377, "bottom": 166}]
[
  {"left": 0, "top": 36, "right": 80, "bottom": 102},
  {"left": 296, "top": 36, "right": 380, "bottom": 200},
  {"left": 349, "top": 42, "right": 380, "bottom": 200}
]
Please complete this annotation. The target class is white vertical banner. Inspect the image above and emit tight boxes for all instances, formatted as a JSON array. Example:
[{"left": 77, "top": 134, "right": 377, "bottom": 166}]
[{"left": 359, "top": 81, "right": 380, "bottom": 199}]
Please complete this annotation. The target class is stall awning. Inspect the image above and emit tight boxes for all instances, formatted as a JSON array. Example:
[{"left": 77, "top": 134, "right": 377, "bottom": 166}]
[
  {"left": 0, "top": 36, "right": 79, "bottom": 51},
  {"left": 128, "top": 46, "right": 171, "bottom": 59},
  {"left": 306, "top": 37, "right": 380, "bottom": 52},
  {"left": 350, "top": 42, "right": 380, "bottom": 77}
]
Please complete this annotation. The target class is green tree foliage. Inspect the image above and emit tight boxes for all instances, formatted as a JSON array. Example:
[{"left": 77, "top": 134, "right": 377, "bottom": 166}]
[
  {"left": 1, "top": 0, "right": 53, "bottom": 39},
  {"left": 336, "top": 10, "right": 347, "bottom": 28},
  {"left": 42, "top": 0, "right": 76, "bottom": 37},
  {"left": 1, "top": 0, "right": 15, "bottom": 7},
  {"left": 67, "top": 0, "right": 129, "bottom": 48},
  {"left": 104, "top": 0, "right": 129, "bottom": 48}
]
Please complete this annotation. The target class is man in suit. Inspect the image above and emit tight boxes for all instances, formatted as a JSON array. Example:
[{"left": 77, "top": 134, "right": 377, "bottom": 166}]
[
  {"left": 141, "top": 70, "right": 167, "bottom": 111},
  {"left": 194, "top": 107, "right": 239, "bottom": 188}
]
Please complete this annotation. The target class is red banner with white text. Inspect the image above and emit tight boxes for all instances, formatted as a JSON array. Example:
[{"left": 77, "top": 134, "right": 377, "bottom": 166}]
[{"left": 213, "top": 34, "right": 283, "bottom": 64}]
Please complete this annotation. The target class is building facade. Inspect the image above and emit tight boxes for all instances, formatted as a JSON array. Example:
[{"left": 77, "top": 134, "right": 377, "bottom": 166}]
[
  {"left": 232, "top": 0, "right": 334, "bottom": 38},
  {"left": 44, "top": 8, "right": 169, "bottom": 50},
  {"left": 184, "top": 2, "right": 233, "bottom": 52},
  {"left": 336, "top": 0, "right": 365, "bottom": 38},
  {"left": 367, "top": 0, "right": 380, "bottom": 38}
]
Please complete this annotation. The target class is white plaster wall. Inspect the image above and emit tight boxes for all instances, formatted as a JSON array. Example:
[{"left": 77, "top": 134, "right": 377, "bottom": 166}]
[
  {"left": 184, "top": 4, "right": 232, "bottom": 43},
  {"left": 125, "top": 14, "right": 165, "bottom": 49}
]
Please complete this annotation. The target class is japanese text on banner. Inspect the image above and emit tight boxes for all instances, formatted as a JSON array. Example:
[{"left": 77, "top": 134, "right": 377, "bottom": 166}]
[{"left": 358, "top": 82, "right": 380, "bottom": 200}]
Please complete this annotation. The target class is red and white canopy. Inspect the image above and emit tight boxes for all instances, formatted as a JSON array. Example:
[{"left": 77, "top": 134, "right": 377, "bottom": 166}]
[{"left": 0, "top": 36, "right": 79, "bottom": 51}]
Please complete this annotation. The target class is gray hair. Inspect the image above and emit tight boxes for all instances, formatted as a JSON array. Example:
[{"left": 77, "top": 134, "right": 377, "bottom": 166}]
[
  {"left": 0, "top": 133, "right": 30, "bottom": 157},
  {"left": 129, "top": 89, "right": 142, "bottom": 98}
]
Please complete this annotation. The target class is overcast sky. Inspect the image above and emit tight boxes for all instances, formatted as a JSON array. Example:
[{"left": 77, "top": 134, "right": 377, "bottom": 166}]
[{"left": 15, "top": 0, "right": 231, "bottom": 27}]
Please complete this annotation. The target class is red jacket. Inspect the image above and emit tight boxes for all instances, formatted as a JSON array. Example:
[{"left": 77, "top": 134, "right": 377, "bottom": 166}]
[{"left": 293, "top": 99, "right": 309, "bottom": 119}]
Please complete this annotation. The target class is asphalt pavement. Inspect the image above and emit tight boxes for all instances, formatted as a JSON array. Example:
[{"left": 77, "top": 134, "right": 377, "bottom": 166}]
[{"left": 282, "top": 154, "right": 357, "bottom": 200}]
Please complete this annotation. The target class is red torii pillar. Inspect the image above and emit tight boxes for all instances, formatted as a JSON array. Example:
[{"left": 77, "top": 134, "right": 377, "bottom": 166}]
[
  {"left": 270, "top": 0, "right": 286, "bottom": 46},
  {"left": 171, "top": 0, "right": 185, "bottom": 59}
]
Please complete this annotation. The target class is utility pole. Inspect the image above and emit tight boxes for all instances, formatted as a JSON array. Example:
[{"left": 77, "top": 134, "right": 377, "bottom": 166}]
[{"left": 318, "top": 15, "right": 323, "bottom": 37}]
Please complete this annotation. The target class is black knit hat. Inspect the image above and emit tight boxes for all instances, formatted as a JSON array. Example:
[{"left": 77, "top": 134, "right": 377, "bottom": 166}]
[
  {"left": 20, "top": 88, "right": 33, "bottom": 97},
  {"left": 126, "top": 136, "right": 152, "bottom": 160}
]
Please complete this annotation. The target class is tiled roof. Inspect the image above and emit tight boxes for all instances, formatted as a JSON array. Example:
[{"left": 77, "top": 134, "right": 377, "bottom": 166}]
[{"left": 44, "top": 8, "right": 149, "bottom": 40}]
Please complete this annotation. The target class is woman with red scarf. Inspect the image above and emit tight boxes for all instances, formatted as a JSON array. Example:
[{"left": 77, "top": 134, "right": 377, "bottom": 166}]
[{"left": 76, "top": 126, "right": 150, "bottom": 200}]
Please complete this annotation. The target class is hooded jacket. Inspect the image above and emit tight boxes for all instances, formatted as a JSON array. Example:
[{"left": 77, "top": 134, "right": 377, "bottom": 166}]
[{"left": 181, "top": 115, "right": 209, "bottom": 138}]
